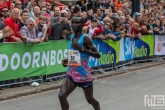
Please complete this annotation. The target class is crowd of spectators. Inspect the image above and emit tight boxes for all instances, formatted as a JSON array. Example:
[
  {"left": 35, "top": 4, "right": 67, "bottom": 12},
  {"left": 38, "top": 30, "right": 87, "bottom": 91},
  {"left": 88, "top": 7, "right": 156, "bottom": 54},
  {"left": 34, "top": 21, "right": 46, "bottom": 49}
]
[
  {"left": 0, "top": 0, "right": 165, "bottom": 89},
  {"left": 1, "top": 0, "right": 165, "bottom": 43}
]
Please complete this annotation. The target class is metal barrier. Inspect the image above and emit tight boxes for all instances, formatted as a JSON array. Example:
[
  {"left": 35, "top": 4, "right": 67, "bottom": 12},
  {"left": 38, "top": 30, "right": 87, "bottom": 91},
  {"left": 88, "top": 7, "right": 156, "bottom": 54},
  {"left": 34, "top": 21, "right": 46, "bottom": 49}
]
[
  {"left": 0, "top": 55, "right": 164, "bottom": 87},
  {"left": 0, "top": 35, "right": 165, "bottom": 88}
]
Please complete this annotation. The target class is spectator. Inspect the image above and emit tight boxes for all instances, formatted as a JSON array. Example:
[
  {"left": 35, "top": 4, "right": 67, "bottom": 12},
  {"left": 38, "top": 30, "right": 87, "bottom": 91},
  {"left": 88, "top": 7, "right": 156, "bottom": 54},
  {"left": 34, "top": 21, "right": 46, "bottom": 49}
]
[
  {"left": 0, "top": 6, "right": 9, "bottom": 21},
  {"left": 49, "top": 10, "right": 71, "bottom": 40},
  {"left": 147, "top": 18, "right": 154, "bottom": 30},
  {"left": 19, "top": 18, "right": 42, "bottom": 43},
  {"left": 37, "top": 0, "right": 46, "bottom": 8},
  {"left": 65, "top": 9, "right": 72, "bottom": 20},
  {"left": 130, "top": 23, "right": 142, "bottom": 39},
  {"left": 53, "top": 6, "right": 60, "bottom": 17},
  {"left": 4, "top": 8, "right": 27, "bottom": 43},
  {"left": 72, "top": 6, "right": 81, "bottom": 17},
  {"left": 0, "top": 26, "right": 13, "bottom": 40},
  {"left": 15, "top": 0, "right": 23, "bottom": 12},
  {"left": 84, "top": 19, "right": 103, "bottom": 39},
  {"left": 29, "top": 6, "right": 40, "bottom": 20},
  {"left": 19, "top": 10, "right": 29, "bottom": 29},
  {"left": 10, "top": 3, "right": 15, "bottom": 11},
  {"left": 35, "top": 16, "right": 50, "bottom": 41},
  {"left": 0, "top": 20, "right": 4, "bottom": 42},
  {"left": 94, "top": 0, "right": 104, "bottom": 10},
  {"left": 153, "top": 20, "right": 163, "bottom": 35},
  {"left": 94, "top": 7, "right": 103, "bottom": 20},
  {"left": 0, "top": 0, "right": 11, "bottom": 11},
  {"left": 134, "top": 14, "right": 143, "bottom": 26},
  {"left": 46, "top": 2, "right": 53, "bottom": 14},
  {"left": 86, "top": 0, "right": 93, "bottom": 11},
  {"left": 76, "top": 0, "right": 87, "bottom": 11},
  {"left": 104, "top": 0, "right": 115, "bottom": 10}
]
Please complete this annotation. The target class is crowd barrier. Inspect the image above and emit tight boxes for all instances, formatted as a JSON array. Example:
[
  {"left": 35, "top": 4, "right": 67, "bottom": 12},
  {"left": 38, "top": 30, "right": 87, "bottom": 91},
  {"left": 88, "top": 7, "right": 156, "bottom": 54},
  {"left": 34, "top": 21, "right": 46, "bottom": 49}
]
[{"left": 0, "top": 35, "right": 165, "bottom": 86}]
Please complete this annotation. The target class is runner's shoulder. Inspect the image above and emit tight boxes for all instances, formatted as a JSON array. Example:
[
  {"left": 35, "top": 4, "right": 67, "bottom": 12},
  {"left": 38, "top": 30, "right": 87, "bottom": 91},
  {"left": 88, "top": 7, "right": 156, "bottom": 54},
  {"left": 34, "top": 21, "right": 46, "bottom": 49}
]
[{"left": 84, "top": 34, "right": 93, "bottom": 44}]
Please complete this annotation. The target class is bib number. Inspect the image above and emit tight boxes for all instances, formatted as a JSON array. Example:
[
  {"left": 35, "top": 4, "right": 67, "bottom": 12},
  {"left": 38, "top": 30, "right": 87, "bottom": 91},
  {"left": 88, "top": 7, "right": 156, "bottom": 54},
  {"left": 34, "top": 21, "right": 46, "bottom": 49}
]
[{"left": 68, "top": 50, "right": 81, "bottom": 66}]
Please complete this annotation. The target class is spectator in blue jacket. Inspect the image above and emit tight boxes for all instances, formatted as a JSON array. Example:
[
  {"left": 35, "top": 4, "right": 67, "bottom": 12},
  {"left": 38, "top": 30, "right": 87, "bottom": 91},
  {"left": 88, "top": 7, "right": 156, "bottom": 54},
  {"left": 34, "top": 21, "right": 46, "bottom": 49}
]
[{"left": 153, "top": 20, "right": 164, "bottom": 35}]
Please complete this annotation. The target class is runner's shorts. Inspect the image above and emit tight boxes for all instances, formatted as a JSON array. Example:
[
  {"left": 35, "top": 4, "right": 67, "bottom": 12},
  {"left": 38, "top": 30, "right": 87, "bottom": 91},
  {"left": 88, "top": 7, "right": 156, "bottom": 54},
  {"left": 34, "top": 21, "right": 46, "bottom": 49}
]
[{"left": 66, "top": 75, "right": 93, "bottom": 89}]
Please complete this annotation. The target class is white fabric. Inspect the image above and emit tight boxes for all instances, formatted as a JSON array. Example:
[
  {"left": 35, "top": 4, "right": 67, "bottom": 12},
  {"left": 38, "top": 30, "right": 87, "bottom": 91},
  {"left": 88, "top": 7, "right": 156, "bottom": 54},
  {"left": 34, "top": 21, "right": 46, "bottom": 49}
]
[
  {"left": 88, "top": 26, "right": 97, "bottom": 39},
  {"left": 0, "top": 31, "right": 3, "bottom": 39}
]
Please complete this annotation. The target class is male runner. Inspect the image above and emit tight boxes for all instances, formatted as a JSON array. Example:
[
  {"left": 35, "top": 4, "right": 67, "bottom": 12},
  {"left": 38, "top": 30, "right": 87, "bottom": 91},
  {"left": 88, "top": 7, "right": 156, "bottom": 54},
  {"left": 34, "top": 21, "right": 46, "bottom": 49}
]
[{"left": 58, "top": 17, "right": 101, "bottom": 110}]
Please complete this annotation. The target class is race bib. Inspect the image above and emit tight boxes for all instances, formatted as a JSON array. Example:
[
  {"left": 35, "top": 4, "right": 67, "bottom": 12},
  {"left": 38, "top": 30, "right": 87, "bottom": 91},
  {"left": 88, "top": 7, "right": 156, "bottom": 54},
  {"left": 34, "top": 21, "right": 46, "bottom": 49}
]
[{"left": 68, "top": 49, "right": 81, "bottom": 66}]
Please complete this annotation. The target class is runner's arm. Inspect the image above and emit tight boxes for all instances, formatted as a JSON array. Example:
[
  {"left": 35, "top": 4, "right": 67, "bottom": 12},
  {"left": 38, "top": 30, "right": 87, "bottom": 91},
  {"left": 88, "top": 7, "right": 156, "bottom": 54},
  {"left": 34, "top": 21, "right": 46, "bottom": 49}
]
[{"left": 83, "top": 36, "right": 101, "bottom": 58}]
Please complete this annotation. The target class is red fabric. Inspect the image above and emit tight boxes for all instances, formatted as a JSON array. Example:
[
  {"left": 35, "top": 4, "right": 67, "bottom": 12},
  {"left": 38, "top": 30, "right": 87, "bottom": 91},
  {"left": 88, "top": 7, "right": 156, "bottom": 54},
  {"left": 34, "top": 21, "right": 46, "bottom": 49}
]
[
  {"left": 130, "top": 26, "right": 141, "bottom": 35},
  {"left": 84, "top": 23, "right": 88, "bottom": 27},
  {"left": 47, "top": 28, "right": 51, "bottom": 35},
  {"left": 115, "top": 2, "right": 122, "bottom": 10},
  {"left": 35, "top": 19, "right": 39, "bottom": 24},
  {"left": 20, "top": 0, "right": 23, "bottom": 3},
  {"left": 4, "top": 17, "right": 22, "bottom": 42},
  {"left": 0, "top": 1, "right": 11, "bottom": 11},
  {"left": 83, "top": 23, "right": 90, "bottom": 30},
  {"left": 45, "top": 1, "right": 65, "bottom": 10},
  {"left": 92, "top": 24, "right": 103, "bottom": 39}
]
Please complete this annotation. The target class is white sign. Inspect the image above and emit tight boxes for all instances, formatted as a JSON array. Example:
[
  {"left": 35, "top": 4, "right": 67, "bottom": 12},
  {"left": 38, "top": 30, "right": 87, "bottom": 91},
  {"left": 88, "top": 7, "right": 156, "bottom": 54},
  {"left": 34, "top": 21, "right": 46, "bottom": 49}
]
[{"left": 154, "top": 35, "right": 165, "bottom": 55}]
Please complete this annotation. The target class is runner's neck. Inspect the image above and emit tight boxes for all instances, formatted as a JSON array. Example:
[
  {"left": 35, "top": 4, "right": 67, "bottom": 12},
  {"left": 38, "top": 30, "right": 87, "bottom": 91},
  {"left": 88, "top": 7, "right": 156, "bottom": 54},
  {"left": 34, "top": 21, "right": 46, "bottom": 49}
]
[{"left": 74, "top": 32, "right": 83, "bottom": 39}]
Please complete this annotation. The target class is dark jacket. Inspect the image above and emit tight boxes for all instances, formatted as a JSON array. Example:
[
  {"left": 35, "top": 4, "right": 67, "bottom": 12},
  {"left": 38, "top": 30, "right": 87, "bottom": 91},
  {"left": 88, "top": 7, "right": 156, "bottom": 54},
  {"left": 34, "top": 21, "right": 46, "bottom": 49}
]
[
  {"left": 0, "top": 20, "right": 4, "bottom": 42},
  {"left": 49, "top": 17, "right": 71, "bottom": 40},
  {"left": 152, "top": 24, "right": 164, "bottom": 35}
]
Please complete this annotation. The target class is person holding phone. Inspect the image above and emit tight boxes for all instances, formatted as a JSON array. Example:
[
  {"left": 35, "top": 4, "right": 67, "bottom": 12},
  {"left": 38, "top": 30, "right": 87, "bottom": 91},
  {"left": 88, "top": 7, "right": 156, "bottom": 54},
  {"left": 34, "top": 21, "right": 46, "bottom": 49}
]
[{"left": 49, "top": 10, "right": 71, "bottom": 40}]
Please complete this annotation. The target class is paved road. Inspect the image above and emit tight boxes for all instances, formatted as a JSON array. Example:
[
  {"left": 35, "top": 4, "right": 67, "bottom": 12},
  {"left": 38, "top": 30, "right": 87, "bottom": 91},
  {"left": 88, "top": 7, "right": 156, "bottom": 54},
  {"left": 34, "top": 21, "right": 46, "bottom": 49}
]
[{"left": 0, "top": 65, "right": 165, "bottom": 110}]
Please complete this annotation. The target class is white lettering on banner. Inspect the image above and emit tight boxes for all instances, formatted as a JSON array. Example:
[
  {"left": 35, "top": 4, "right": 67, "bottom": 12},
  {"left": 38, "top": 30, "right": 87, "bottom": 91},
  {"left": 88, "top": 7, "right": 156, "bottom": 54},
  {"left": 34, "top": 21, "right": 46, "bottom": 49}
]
[
  {"left": 0, "top": 49, "right": 69, "bottom": 72},
  {"left": 32, "top": 52, "right": 40, "bottom": 68},
  {"left": 22, "top": 52, "right": 31, "bottom": 69},
  {"left": 64, "top": 49, "right": 68, "bottom": 59},
  {"left": 125, "top": 38, "right": 135, "bottom": 57},
  {"left": 42, "top": 51, "right": 49, "bottom": 66},
  {"left": 11, "top": 53, "right": 20, "bottom": 70},
  {"left": 0, "top": 54, "right": 8, "bottom": 71},
  {"left": 50, "top": 50, "right": 56, "bottom": 66},
  {"left": 57, "top": 49, "right": 63, "bottom": 64}
]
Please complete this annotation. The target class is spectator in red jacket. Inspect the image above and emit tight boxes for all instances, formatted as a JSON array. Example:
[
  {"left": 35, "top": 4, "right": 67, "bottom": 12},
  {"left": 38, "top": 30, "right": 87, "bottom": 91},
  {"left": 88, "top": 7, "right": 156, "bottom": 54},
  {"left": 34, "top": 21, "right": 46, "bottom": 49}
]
[
  {"left": 83, "top": 19, "right": 103, "bottom": 39},
  {"left": 4, "top": 8, "right": 27, "bottom": 42},
  {"left": 130, "top": 23, "right": 142, "bottom": 39}
]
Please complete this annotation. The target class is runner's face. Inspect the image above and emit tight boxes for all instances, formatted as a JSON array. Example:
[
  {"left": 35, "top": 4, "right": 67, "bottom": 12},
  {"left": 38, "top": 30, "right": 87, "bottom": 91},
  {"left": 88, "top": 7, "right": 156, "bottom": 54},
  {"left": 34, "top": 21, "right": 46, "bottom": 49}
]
[{"left": 71, "top": 18, "right": 83, "bottom": 32}]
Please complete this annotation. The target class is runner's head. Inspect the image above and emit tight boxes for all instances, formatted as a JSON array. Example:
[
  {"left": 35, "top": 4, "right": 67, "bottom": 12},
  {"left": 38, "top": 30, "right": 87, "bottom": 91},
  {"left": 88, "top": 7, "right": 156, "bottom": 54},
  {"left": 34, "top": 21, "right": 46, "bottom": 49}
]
[{"left": 71, "top": 17, "right": 84, "bottom": 32}]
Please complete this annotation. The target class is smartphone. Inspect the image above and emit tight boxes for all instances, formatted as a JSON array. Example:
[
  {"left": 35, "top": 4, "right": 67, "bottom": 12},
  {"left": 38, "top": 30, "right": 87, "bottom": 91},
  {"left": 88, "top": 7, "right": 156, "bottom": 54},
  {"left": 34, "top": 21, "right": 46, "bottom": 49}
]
[{"left": 61, "top": 13, "right": 66, "bottom": 17}]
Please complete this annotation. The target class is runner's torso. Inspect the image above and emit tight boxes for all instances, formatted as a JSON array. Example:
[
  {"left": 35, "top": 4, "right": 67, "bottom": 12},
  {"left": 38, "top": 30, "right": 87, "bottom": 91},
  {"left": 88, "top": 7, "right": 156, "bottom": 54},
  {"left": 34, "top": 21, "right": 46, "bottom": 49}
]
[{"left": 67, "top": 34, "right": 92, "bottom": 82}]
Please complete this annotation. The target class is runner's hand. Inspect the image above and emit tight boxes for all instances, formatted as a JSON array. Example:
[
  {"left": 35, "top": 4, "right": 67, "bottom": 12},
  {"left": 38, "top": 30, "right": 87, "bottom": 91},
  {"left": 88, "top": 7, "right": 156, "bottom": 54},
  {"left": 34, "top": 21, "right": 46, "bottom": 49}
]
[
  {"left": 72, "top": 39, "right": 83, "bottom": 51},
  {"left": 62, "top": 59, "right": 68, "bottom": 67}
]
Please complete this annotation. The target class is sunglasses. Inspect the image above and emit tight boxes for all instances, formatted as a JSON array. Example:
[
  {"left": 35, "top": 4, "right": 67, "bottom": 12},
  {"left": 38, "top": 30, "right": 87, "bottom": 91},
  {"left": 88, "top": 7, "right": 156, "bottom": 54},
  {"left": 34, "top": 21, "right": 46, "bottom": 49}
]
[
  {"left": 39, "top": 18, "right": 46, "bottom": 21},
  {"left": 2, "top": 10, "right": 8, "bottom": 12},
  {"left": 106, "top": 24, "right": 110, "bottom": 26},
  {"left": 29, "top": 24, "right": 34, "bottom": 26},
  {"left": 16, "top": 3, "right": 22, "bottom": 5}
]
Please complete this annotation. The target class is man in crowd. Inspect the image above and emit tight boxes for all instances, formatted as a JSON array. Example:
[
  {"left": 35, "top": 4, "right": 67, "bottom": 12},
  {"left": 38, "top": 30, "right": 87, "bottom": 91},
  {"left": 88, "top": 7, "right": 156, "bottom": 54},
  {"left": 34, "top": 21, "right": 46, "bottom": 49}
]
[
  {"left": 0, "top": 6, "right": 9, "bottom": 21},
  {"left": 49, "top": 9, "right": 71, "bottom": 40},
  {"left": 4, "top": 8, "right": 27, "bottom": 43}
]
